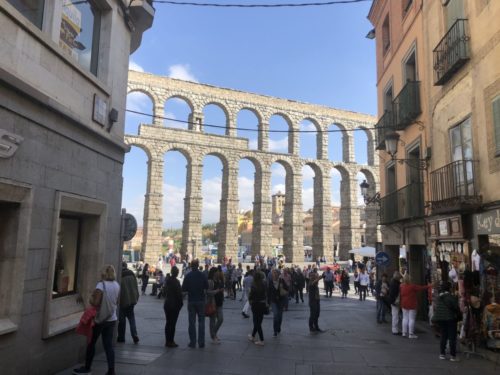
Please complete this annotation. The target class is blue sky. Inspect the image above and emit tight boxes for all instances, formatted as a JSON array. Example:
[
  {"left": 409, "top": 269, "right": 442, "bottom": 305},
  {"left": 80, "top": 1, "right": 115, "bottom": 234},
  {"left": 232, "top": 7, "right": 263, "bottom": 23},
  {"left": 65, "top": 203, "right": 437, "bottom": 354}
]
[{"left": 123, "top": 1, "right": 377, "bottom": 228}]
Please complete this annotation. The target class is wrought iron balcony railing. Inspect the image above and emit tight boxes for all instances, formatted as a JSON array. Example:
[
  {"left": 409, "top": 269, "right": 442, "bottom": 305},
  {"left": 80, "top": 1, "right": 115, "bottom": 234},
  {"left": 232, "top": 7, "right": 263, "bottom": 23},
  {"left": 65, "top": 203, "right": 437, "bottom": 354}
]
[
  {"left": 433, "top": 19, "right": 470, "bottom": 86},
  {"left": 430, "top": 160, "right": 481, "bottom": 214},
  {"left": 375, "top": 110, "right": 394, "bottom": 150},
  {"left": 379, "top": 183, "right": 424, "bottom": 225},
  {"left": 393, "top": 81, "right": 421, "bottom": 130}
]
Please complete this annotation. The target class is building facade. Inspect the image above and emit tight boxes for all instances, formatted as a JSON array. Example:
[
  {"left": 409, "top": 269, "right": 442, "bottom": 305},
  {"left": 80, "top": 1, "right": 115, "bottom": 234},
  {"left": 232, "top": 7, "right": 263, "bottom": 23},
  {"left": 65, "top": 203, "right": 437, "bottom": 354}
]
[
  {"left": 368, "top": 0, "right": 430, "bottom": 282},
  {"left": 423, "top": 0, "right": 500, "bottom": 302},
  {"left": 0, "top": 1, "right": 153, "bottom": 373}
]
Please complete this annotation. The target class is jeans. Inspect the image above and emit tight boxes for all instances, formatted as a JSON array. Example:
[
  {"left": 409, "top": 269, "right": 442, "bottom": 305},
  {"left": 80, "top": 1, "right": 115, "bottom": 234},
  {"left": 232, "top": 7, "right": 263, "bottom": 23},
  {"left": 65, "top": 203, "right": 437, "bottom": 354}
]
[
  {"left": 325, "top": 281, "right": 333, "bottom": 297},
  {"left": 309, "top": 301, "right": 320, "bottom": 330},
  {"left": 209, "top": 306, "right": 224, "bottom": 339},
  {"left": 391, "top": 304, "right": 400, "bottom": 334},
  {"left": 438, "top": 320, "right": 457, "bottom": 356},
  {"left": 402, "top": 308, "right": 417, "bottom": 336},
  {"left": 271, "top": 298, "right": 285, "bottom": 334},
  {"left": 117, "top": 305, "right": 138, "bottom": 340},
  {"left": 188, "top": 301, "right": 205, "bottom": 347},
  {"left": 295, "top": 287, "right": 304, "bottom": 303},
  {"left": 359, "top": 285, "right": 367, "bottom": 300},
  {"left": 251, "top": 302, "right": 266, "bottom": 341},
  {"left": 242, "top": 300, "right": 250, "bottom": 315},
  {"left": 164, "top": 305, "right": 181, "bottom": 344},
  {"left": 85, "top": 321, "right": 115, "bottom": 371},
  {"left": 376, "top": 299, "right": 387, "bottom": 322}
]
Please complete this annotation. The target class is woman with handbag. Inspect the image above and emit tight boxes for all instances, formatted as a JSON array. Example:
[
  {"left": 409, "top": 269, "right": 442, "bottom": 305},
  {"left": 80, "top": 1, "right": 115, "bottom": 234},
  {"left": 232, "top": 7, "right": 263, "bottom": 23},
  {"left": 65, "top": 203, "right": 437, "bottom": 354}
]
[
  {"left": 73, "top": 265, "right": 120, "bottom": 375},
  {"left": 432, "top": 281, "right": 460, "bottom": 362},
  {"left": 207, "top": 268, "right": 225, "bottom": 344},
  {"left": 248, "top": 270, "right": 268, "bottom": 346},
  {"left": 164, "top": 266, "right": 183, "bottom": 348},
  {"left": 399, "top": 274, "right": 431, "bottom": 339},
  {"left": 268, "top": 269, "right": 288, "bottom": 337}
]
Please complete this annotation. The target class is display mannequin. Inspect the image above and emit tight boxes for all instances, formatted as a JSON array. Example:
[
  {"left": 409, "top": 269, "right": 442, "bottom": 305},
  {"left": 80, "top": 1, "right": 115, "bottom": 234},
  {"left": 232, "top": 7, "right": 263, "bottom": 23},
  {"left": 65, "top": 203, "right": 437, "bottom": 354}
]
[{"left": 471, "top": 249, "right": 480, "bottom": 272}]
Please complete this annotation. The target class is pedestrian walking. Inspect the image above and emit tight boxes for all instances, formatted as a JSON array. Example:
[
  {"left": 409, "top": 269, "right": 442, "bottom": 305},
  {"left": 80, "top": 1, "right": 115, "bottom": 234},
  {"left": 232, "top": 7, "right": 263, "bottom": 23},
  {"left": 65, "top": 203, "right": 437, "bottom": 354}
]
[
  {"left": 388, "top": 271, "right": 402, "bottom": 335},
  {"left": 323, "top": 267, "right": 334, "bottom": 297},
  {"left": 432, "top": 281, "right": 460, "bottom": 361},
  {"left": 308, "top": 271, "right": 325, "bottom": 333},
  {"left": 207, "top": 268, "right": 225, "bottom": 344},
  {"left": 241, "top": 269, "right": 254, "bottom": 318},
  {"left": 340, "top": 269, "right": 350, "bottom": 298},
  {"left": 140, "top": 263, "right": 149, "bottom": 295},
  {"left": 294, "top": 268, "right": 305, "bottom": 303},
  {"left": 164, "top": 266, "right": 183, "bottom": 348},
  {"left": 353, "top": 270, "right": 360, "bottom": 295},
  {"left": 182, "top": 259, "right": 209, "bottom": 348},
  {"left": 375, "top": 273, "right": 389, "bottom": 323},
  {"left": 248, "top": 271, "right": 268, "bottom": 346},
  {"left": 236, "top": 263, "right": 243, "bottom": 291},
  {"left": 73, "top": 265, "right": 120, "bottom": 375},
  {"left": 400, "top": 274, "right": 431, "bottom": 338},
  {"left": 117, "top": 262, "right": 139, "bottom": 344},
  {"left": 268, "top": 269, "right": 288, "bottom": 337},
  {"left": 358, "top": 268, "right": 369, "bottom": 301}
]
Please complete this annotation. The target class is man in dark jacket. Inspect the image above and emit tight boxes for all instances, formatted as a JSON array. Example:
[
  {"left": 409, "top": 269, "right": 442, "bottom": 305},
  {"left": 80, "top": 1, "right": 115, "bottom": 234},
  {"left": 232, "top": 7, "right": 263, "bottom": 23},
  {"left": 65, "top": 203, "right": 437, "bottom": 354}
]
[
  {"left": 388, "top": 270, "right": 402, "bottom": 335},
  {"left": 182, "top": 259, "right": 209, "bottom": 348},
  {"left": 118, "top": 262, "right": 140, "bottom": 343}
]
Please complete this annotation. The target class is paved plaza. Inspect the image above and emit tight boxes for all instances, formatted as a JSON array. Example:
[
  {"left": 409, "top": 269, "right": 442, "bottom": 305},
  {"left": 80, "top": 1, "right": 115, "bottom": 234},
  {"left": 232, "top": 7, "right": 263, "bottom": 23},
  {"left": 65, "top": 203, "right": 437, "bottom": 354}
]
[{"left": 59, "top": 285, "right": 499, "bottom": 375}]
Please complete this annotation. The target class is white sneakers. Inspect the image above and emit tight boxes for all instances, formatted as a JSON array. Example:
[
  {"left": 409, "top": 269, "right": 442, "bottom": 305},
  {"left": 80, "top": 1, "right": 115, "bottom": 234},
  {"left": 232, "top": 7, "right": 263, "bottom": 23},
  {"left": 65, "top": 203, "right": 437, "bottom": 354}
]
[
  {"left": 254, "top": 340, "right": 265, "bottom": 346},
  {"left": 408, "top": 334, "right": 418, "bottom": 339},
  {"left": 247, "top": 334, "right": 255, "bottom": 342}
]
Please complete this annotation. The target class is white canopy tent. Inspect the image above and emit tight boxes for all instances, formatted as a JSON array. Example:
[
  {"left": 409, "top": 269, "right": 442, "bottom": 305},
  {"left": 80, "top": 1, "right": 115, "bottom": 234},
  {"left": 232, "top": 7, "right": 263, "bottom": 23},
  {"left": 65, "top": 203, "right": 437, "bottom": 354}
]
[{"left": 348, "top": 246, "right": 407, "bottom": 259}]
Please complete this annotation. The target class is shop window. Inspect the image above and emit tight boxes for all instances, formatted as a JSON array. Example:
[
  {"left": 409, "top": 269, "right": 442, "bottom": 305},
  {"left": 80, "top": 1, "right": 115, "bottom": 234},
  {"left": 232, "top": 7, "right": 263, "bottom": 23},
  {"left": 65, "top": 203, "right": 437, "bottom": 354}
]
[
  {"left": 382, "top": 15, "right": 391, "bottom": 54},
  {"left": 6, "top": 0, "right": 45, "bottom": 29},
  {"left": 52, "top": 216, "right": 81, "bottom": 298},
  {"left": 0, "top": 180, "right": 32, "bottom": 336},
  {"left": 58, "top": 0, "right": 101, "bottom": 75},
  {"left": 492, "top": 95, "right": 500, "bottom": 156}
]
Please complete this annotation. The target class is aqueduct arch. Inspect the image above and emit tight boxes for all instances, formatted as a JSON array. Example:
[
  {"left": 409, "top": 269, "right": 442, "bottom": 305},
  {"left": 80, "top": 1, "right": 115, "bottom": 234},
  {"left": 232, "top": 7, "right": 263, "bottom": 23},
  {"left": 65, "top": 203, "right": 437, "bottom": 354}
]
[{"left": 126, "top": 70, "right": 379, "bottom": 264}]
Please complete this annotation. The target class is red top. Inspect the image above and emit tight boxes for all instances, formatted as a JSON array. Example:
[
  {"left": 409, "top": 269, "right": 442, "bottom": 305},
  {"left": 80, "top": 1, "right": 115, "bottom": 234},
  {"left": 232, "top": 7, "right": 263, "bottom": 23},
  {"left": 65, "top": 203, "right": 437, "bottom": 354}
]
[
  {"left": 400, "top": 284, "right": 430, "bottom": 310},
  {"left": 76, "top": 306, "right": 97, "bottom": 343}
]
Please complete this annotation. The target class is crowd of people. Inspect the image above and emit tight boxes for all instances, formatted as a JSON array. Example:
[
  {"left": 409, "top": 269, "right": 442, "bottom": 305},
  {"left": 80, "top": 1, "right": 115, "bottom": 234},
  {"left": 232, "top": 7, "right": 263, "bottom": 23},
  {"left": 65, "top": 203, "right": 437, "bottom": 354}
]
[{"left": 73, "top": 257, "right": 463, "bottom": 374}]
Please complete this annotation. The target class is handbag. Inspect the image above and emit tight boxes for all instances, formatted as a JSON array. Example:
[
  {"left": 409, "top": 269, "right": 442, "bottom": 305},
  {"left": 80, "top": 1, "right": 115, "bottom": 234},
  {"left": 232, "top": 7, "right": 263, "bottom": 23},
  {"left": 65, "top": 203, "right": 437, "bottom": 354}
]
[
  {"left": 205, "top": 302, "right": 216, "bottom": 316},
  {"left": 95, "top": 282, "right": 113, "bottom": 324}
]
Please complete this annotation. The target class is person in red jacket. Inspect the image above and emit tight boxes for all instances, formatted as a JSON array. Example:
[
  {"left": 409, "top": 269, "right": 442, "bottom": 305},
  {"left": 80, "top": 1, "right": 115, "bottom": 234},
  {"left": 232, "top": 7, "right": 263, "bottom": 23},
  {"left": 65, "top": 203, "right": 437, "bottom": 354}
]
[{"left": 399, "top": 274, "right": 431, "bottom": 339}]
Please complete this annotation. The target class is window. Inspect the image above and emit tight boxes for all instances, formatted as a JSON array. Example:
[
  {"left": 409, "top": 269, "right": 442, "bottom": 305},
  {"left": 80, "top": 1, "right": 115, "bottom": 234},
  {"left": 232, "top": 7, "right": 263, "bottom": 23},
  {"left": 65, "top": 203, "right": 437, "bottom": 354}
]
[
  {"left": 492, "top": 95, "right": 500, "bottom": 156},
  {"left": 386, "top": 163, "right": 396, "bottom": 193},
  {"left": 7, "top": 0, "right": 45, "bottom": 29},
  {"left": 383, "top": 84, "right": 393, "bottom": 112},
  {"left": 403, "top": 48, "right": 417, "bottom": 82},
  {"left": 403, "top": 0, "right": 413, "bottom": 16},
  {"left": 52, "top": 216, "right": 81, "bottom": 298},
  {"left": 445, "top": 0, "right": 465, "bottom": 29},
  {"left": 450, "top": 117, "right": 474, "bottom": 195},
  {"left": 58, "top": 0, "right": 101, "bottom": 75},
  {"left": 382, "top": 15, "right": 391, "bottom": 54}
]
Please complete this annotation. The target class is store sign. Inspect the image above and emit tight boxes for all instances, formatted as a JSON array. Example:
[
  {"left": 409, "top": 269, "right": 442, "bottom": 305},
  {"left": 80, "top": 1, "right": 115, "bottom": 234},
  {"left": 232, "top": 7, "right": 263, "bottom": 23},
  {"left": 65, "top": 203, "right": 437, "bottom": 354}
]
[
  {"left": 474, "top": 209, "right": 500, "bottom": 235},
  {"left": 0, "top": 129, "right": 23, "bottom": 158}
]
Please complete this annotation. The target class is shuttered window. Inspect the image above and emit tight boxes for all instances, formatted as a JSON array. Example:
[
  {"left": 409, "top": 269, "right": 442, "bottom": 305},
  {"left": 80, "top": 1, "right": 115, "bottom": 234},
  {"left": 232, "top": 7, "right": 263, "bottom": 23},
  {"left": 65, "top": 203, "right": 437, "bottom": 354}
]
[
  {"left": 493, "top": 96, "right": 500, "bottom": 156},
  {"left": 446, "top": 0, "right": 465, "bottom": 29}
]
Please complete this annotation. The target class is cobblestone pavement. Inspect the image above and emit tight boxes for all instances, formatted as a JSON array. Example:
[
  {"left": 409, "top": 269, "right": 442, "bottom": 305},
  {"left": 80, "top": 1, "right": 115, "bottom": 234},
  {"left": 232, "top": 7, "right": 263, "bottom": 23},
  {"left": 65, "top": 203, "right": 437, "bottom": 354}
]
[{"left": 59, "top": 285, "right": 499, "bottom": 375}]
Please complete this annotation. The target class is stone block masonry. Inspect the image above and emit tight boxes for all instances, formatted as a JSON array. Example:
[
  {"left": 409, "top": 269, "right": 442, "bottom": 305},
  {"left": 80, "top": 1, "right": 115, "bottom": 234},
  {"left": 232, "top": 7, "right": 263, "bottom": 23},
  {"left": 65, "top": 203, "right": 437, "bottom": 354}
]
[{"left": 126, "top": 71, "right": 380, "bottom": 264}]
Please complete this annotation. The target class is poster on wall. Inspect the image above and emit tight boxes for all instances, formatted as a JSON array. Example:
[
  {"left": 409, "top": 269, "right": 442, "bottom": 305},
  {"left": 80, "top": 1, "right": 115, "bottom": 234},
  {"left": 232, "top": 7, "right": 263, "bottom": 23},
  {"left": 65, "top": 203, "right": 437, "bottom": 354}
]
[{"left": 59, "top": 1, "right": 84, "bottom": 58}]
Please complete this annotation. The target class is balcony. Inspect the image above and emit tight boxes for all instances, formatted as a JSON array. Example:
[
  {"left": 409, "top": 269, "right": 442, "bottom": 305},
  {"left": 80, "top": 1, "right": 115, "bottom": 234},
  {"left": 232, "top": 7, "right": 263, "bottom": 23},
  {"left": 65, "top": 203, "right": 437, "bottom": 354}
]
[
  {"left": 393, "top": 81, "right": 421, "bottom": 130},
  {"left": 430, "top": 160, "right": 481, "bottom": 214},
  {"left": 375, "top": 110, "right": 394, "bottom": 150},
  {"left": 379, "top": 183, "right": 424, "bottom": 225},
  {"left": 433, "top": 19, "right": 470, "bottom": 86}
]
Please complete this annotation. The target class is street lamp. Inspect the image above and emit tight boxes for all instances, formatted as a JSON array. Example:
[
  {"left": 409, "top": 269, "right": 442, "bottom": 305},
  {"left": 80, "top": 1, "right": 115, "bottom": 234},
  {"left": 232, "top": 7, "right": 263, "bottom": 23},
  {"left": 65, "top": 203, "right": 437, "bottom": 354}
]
[
  {"left": 384, "top": 132, "right": 429, "bottom": 170},
  {"left": 360, "top": 180, "right": 380, "bottom": 205}
]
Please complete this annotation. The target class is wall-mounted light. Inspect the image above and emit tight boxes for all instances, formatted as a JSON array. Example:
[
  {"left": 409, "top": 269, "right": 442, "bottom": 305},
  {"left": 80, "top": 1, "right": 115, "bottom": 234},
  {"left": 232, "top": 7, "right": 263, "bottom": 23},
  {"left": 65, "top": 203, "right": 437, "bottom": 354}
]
[
  {"left": 384, "top": 132, "right": 429, "bottom": 170},
  {"left": 360, "top": 180, "right": 380, "bottom": 205},
  {"left": 365, "top": 29, "right": 376, "bottom": 39}
]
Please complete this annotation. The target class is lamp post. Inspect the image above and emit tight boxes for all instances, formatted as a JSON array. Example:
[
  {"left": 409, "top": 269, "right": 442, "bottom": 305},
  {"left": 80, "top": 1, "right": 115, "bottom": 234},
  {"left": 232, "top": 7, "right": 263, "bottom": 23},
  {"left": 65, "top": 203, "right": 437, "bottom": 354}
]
[
  {"left": 360, "top": 180, "right": 380, "bottom": 205},
  {"left": 384, "top": 132, "right": 429, "bottom": 170}
]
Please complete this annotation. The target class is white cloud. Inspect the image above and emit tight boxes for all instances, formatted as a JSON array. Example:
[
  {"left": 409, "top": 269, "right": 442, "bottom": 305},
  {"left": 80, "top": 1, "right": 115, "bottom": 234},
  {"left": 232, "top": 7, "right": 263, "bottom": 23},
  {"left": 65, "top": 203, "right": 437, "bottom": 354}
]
[
  {"left": 164, "top": 111, "right": 187, "bottom": 129},
  {"left": 129, "top": 60, "right": 144, "bottom": 72},
  {"left": 168, "top": 64, "right": 198, "bottom": 82},
  {"left": 269, "top": 137, "right": 289, "bottom": 152},
  {"left": 248, "top": 139, "right": 258, "bottom": 150},
  {"left": 126, "top": 91, "right": 152, "bottom": 112},
  {"left": 272, "top": 184, "right": 286, "bottom": 195},
  {"left": 302, "top": 166, "right": 315, "bottom": 180},
  {"left": 201, "top": 176, "right": 222, "bottom": 224},
  {"left": 302, "top": 187, "right": 314, "bottom": 210},
  {"left": 301, "top": 122, "right": 318, "bottom": 132},
  {"left": 271, "top": 164, "right": 287, "bottom": 177},
  {"left": 163, "top": 183, "right": 186, "bottom": 228}
]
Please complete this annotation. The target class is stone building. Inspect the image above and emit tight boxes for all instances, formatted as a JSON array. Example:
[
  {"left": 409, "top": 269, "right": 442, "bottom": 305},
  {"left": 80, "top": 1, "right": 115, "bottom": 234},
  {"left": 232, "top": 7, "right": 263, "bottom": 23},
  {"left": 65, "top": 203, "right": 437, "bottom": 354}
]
[
  {"left": 0, "top": 1, "right": 153, "bottom": 374},
  {"left": 126, "top": 71, "right": 380, "bottom": 264}
]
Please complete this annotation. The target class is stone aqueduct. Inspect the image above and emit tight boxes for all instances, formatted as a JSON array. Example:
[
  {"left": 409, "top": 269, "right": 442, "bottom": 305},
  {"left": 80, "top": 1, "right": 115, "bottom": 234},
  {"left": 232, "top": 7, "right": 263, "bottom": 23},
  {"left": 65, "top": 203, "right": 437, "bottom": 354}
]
[{"left": 125, "top": 70, "right": 380, "bottom": 264}]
